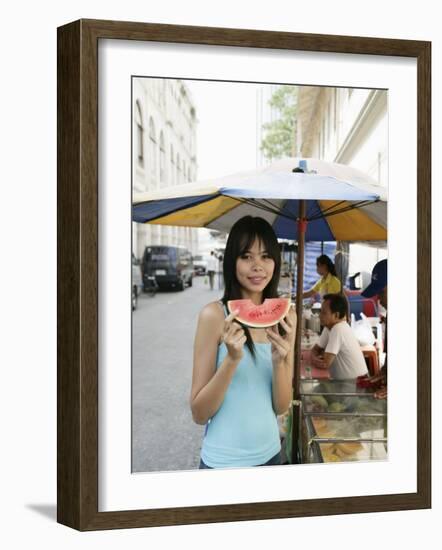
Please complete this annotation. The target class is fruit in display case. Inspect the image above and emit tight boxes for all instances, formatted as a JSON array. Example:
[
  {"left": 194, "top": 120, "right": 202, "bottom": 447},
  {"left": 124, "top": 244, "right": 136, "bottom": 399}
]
[
  {"left": 328, "top": 402, "right": 346, "bottom": 413},
  {"left": 320, "top": 441, "right": 363, "bottom": 462},
  {"left": 314, "top": 381, "right": 337, "bottom": 396},
  {"left": 309, "top": 395, "right": 329, "bottom": 411},
  {"left": 308, "top": 396, "right": 351, "bottom": 414},
  {"left": 340, "top": 396, "right": 359, "bottom": 413},
  {"left": 334, "top": 442, "right": 363, "bottom": 459},
  {"left": 311, "top": 417, "right": 336, "bottom": 438}
]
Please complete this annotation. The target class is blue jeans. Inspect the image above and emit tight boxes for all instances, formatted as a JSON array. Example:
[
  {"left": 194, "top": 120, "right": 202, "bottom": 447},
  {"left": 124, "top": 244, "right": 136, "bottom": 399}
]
[{"left": 199, "top": 451, "right": 281, "bottom": 469}]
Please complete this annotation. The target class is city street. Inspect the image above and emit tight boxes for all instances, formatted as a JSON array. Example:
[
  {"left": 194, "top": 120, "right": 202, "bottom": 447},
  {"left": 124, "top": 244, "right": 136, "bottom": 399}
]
[{"left": 132, "top": 272, "right": 223, "bottom": 473}]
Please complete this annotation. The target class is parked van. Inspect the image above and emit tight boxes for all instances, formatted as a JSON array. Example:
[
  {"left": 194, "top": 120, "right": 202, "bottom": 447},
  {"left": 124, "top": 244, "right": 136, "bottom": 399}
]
[{"left": 142, "top": 245, "right": 194, "bottom": 291}]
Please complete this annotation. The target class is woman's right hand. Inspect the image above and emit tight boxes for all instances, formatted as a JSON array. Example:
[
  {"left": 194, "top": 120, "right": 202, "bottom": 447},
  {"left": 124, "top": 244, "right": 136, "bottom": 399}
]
[{"left": 222, "top": 310, "right": 246, "bottom": 361}]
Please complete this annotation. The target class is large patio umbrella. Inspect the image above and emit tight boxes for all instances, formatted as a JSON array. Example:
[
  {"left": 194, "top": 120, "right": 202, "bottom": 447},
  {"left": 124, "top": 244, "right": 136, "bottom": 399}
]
[
  {"left": 133, "top": 158, "right": 387, "bottom": 240},
  {"left": 132, "top": 157, "right": 387, "bottom": 463}
]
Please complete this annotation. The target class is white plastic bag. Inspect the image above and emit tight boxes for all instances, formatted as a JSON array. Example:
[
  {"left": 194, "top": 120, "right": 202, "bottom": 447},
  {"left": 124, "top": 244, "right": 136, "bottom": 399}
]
[{"left": 351, "top": 313, "right": 376, "bottom": 346}]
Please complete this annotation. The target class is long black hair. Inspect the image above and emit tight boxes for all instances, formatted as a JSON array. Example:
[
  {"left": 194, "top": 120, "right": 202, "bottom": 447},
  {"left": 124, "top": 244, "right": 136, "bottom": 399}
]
[
  {"left": 316, "top": 254, "right": 338, "bottom": 277},
  {"left": 221, "top": 216, "right": 282, "bottom": 358}
]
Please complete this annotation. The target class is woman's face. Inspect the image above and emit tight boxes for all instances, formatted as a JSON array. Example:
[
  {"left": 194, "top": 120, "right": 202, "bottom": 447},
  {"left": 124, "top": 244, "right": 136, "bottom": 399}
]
[
  {"left": 316, "top": 262, "right": 328, "bottom": 277},
  {"left": 235, "top": 238, "right": 275, "bottom": 299}
]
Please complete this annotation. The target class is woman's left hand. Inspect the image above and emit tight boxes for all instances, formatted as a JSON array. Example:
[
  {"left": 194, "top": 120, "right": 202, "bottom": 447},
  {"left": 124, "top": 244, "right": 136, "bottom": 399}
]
[{"left": 265, "top": 310, "right": 296, "bottom": 365}]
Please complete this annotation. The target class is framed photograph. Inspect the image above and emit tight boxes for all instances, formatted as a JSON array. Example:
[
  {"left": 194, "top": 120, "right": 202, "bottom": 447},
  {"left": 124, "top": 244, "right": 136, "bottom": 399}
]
[{"left": 57, "top": 19, "right": 431, "bottom": 530}]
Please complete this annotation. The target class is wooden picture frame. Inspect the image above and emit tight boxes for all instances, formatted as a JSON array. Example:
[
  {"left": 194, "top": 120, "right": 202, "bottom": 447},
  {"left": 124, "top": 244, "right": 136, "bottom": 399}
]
[{"left": 57, "top": 18, "right": 431, "bottom": 530}]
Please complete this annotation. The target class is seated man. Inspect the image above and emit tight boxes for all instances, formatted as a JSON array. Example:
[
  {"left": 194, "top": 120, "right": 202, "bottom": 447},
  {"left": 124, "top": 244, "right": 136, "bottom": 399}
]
[{"left": 311, "top": 293, "right": 368, "bottom": 380}]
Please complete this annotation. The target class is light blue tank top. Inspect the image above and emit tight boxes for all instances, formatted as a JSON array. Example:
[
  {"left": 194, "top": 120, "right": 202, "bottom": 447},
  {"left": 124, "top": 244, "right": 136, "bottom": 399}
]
[{"left": 200, "top": 308, "right": 281, "bottom": 468}]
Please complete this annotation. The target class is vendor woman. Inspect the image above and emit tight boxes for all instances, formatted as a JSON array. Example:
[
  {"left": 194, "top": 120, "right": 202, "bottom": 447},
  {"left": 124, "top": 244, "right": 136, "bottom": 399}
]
[{"left": 302, "top": 254, "right": 341, "bottom": 300}]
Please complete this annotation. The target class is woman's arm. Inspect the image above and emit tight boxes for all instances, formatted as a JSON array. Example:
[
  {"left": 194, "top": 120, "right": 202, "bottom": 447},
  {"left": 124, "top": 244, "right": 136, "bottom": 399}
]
[
  {"left": 190, "top": 303, "right": 244, "bottom": 425},
  {"left": 301, "top": 277, "right": 322, "bottom": 300},
  {"left": 267, "top": 308, "right": 297, "bottom": 415}
]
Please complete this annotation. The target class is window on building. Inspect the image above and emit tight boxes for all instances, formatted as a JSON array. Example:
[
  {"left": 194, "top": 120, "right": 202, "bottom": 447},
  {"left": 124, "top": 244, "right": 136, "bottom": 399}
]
[
  {"left": 161, "top": 80, "right": 166, "bottom": 108},
  {"left": 176, "top": 152, "right": 180, "bottom": 184},
  {"left": 327, "top": 100, "right": 332, "bottom": 142},
  {"left": 135, "top": 101, "right": 144, "bottom": 165},
  {"left": 148, "top": 117, "right": 157, "bottom": 181},
  {"left": 321, "top": 118, "right": 326, "bottom": 157},
  {"left": 170, "top": 145, "right": 175, "bottom": 185},
  {"left": 159, "top": 131, "right": 166, "bottom": 184}
]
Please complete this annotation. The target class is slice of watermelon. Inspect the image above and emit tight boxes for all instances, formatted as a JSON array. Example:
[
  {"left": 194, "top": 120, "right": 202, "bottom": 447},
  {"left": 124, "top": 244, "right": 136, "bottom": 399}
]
[{"left": 227, "top": 298, "right": 292, "bottom": 328}]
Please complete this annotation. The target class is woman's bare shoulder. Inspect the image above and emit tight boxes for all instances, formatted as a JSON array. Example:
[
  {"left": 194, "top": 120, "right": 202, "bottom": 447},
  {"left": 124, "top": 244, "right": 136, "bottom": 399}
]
[
  {"left": 198, "top": 301, "right": 225, "bottom": 324},
  {"left": 196, "top": 302, "right": 224, "bottom": 345}
]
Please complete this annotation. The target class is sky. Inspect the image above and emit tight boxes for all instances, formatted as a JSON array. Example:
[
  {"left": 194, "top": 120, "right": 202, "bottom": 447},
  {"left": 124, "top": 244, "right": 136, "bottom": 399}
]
[
  {"left": 183, "top": 79, "right": 269, "bottom": 253},
  {"left": 184, "top": 79, "right": 263, "bottom": 181}
]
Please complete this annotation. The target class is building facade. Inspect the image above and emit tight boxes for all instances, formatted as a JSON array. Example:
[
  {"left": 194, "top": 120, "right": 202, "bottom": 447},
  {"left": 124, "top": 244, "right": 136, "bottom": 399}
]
[
  {"left": 294, "top": 85, "right": 388, "bottom": 275},
  {"left": 132, "top": 78, "right": 199, "bottom": 259},
  {"left": 295, "top": 86, "right": 388, "bottom": 186},
  {"left": 257, "top": 84, "right": 388, "bottom": 277}
]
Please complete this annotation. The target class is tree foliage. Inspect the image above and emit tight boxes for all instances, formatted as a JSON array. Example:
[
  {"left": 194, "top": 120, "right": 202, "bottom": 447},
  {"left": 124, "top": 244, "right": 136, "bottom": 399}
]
[{"left": 260, "top": 86, "right": 298, "bottom": 161}]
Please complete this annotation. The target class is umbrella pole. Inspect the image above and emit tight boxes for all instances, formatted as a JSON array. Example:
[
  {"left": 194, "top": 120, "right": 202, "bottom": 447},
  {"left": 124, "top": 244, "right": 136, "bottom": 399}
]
[{"left": 291, "top": 200, "right": 306, "bottom": 464}]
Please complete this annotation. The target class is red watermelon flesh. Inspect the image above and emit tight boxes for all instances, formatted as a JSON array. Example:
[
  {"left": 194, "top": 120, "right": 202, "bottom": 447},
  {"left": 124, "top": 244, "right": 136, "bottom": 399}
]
[{"left": 227, "top": 298, "right": 291, "bottom": 328}]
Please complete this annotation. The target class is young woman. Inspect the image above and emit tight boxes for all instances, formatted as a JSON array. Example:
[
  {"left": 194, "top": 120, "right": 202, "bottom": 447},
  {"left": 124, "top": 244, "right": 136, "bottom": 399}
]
[
  {"left": 302, "top": 254, "right": 341, "bottom": 300},
  {"left": 190, "top": 216, "right": 296, "bottom": 469}
]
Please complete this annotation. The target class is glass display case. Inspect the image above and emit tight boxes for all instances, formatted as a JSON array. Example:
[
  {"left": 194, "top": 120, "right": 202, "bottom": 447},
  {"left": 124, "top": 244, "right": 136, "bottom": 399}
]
[{"left": 299, "top": 378, "right": 387, "bottom": 464}]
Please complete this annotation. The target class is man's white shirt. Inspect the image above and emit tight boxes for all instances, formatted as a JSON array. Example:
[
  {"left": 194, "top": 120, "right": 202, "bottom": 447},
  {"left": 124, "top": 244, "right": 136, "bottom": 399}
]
[{"left": 318, "top": 321, "right": 368, "bottom": 379}]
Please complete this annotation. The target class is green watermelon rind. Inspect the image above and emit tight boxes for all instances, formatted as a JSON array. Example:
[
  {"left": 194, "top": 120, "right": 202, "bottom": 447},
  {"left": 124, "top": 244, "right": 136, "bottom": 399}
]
[{"left": 227, "top": 298, "right": 292, "bottom": 328}]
